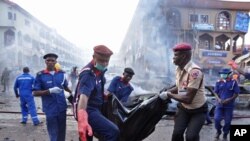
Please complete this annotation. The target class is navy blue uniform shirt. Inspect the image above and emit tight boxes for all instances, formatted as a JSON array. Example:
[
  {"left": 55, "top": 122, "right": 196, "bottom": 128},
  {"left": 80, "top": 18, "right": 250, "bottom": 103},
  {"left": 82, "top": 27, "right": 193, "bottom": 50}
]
[
  {"left": 108, "top": 76, "right": 134, "bottom": 103},
  {"left": 77, "top": 61, "right": 106, "bottom": 107},
  {"left": 14, "top": 73, "right": 34, "bottom": 94},
  {"left": 33, "top": 69, "right": 68, "bottom": 116},
  {"left": 214, "top": 79, "right": 239, "bottom": 108}
]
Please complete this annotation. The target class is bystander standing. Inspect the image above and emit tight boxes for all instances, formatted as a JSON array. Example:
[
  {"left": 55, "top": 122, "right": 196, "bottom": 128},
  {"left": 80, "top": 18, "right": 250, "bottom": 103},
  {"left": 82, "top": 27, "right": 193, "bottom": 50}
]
[
  {"left": 1, "top": 67, "right": 11, "bottom": 92},
  {"left": 69, "top": 66, "right": 78, "bottom": 92}
]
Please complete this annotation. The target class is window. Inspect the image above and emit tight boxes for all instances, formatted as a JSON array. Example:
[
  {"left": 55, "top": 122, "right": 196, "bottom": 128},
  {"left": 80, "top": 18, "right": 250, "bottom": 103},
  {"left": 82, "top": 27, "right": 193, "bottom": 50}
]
[
  {"left": 215, "top": 34, "right": 230, "bottom": 51},
  {"left": 200, "top": 15, "right": 208, "bottom": 23},
  {"left": 17, "top": 31, "right": 22, "bottom": 46},
  {"left": 8, "top": 12, "right": 12, "bottom": 20},
  {"left": 190, "top": 14, "right": 198, "bottom": 22},
  {"left": 190, "top": 14, "right": 208, "bottom": 23},
  {"left": 25, "top": 19, "right": 31, "bottom": 27},
  {"left": 23, "top": 34, "right": 31, "bottom": 43},
  {"left": 217, "top": 11, "right": 230, "bottom": 30},
  {"left": 199, "top": 33, "right": 213, "bottom": 50},
  {"left": 4, "top": 29, "right": 15, "bottom": 46},
  {"left": 166, "top": 9, "right": 181, "bottom": 28}
]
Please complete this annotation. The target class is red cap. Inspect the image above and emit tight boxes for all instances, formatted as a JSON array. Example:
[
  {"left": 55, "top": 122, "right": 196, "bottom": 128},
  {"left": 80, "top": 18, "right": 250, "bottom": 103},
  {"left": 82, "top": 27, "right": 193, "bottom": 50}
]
[
  {"left": 93, "top": 45, "right": 113, "bottom": 57},
  {"left": 173, "top": 43, "right": 192, "bottom": 52}
]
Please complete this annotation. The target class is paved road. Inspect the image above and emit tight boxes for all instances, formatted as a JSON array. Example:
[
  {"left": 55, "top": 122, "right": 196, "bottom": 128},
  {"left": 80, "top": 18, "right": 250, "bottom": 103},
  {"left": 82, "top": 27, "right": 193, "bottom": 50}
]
[{"left": 1, "top": 91, "right": 250, "bottom": 141}]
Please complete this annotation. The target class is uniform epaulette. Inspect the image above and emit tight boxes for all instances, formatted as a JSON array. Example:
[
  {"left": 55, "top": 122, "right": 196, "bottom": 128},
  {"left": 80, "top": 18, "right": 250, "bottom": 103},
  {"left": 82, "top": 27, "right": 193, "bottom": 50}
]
[
  {"left": 79, "top": 68, "right": 91, "bottom": 74},
  {"left": 36, "top": 70, "right": 43, "bottom": 75},
  {"left": 58, "top": 70, "right": 65, "bottom": 73},
  {"left": 217, "top": 79, "right": 225, "bottom": 82},
  {"left": 231, "top": 79, "right": 237, "bottom": 83}
]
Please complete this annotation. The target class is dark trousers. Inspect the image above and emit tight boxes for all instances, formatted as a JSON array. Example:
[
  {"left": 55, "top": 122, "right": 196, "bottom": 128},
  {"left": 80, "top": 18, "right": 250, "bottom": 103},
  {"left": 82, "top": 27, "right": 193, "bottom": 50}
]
[
  {"left": 205, "top": 112, "right": 212, "bottom": 123},
  {"left": 87, "top": 106, "right": 119, "bottom": 141},
  {"left": 46, "top": 111, "right": 66, "bottom": 141},
  {"left": 2, "top": 80, "right": 9, "bottom": 92},
  {"left": 214, "top": 107, "right": 233, "bottom": 135},
  {"left": 171, "top": 104, "right": 207, "bottom": 141}
]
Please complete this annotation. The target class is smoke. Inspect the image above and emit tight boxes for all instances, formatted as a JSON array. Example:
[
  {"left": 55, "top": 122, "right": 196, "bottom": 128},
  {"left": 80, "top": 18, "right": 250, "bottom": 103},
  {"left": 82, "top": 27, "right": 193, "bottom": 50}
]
[{"left": 116, "top": 0, "right": 177, "bottom": 92}]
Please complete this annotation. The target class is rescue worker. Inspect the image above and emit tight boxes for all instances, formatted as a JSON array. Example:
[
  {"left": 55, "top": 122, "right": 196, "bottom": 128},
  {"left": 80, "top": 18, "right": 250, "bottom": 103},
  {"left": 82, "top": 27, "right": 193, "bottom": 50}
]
[
  {"left": 160, "top": 42, "right": 207, "bottom": 141},
  {"left": 213, "top": 68, "right": 239, "bottom": 140},
  {"left": 107, "top": 67, "right": 135, "bottom": 105},
  {"left": 33, "top": 53, "right": 72, "bottom": 141},
  {"left": 13, "top": 67, "right": 41, "bottom": 125},
  {"left": 75, "top": 45, "right": 119, "bottom": 141}
]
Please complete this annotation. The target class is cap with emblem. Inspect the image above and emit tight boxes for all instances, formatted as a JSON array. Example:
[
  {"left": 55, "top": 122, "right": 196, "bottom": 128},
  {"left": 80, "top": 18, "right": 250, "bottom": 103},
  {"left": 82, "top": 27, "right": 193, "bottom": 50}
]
[
  {"left": 43, "top": 53, "right": 58, "bottom": 59},
  {"left": 94, "top": 45, "right": 113, "bottom": 57},
  {"left": 173, "top": 43, "right": 192, "bottom": 52},
  {"left": 124, "top": 67, "right": 135, "bottom": 75},
  {"left": 219, "top": 68, "right": 232, "bottom": 74}
]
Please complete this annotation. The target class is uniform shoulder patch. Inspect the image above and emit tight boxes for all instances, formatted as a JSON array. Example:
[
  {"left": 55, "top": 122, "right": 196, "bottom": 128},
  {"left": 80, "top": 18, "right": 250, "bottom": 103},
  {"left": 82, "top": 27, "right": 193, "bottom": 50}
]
[
  {"left": 36, "top": 70, "right": 43, "bottom": 75},
  {"left": 190, "top": 69, "right": 202, "bottom": 79},
  {"left": 59, "top": 70, "right": 65, "bottom": 73},
  {"left": 79, "top": 68, "right": 91, "bottom": 74}
]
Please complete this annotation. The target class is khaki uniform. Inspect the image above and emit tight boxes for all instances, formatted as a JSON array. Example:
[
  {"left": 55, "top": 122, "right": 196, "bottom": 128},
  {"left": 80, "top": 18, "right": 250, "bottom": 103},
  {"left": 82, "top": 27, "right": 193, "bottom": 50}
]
[{"left": 176, "top": 61, "right": 206, "bottom": 109}]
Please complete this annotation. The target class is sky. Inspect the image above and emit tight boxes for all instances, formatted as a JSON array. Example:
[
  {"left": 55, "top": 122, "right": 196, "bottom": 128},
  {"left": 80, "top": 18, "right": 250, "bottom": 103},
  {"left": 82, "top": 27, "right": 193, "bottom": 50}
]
[
  {"left": 10, "top": 0, "right": 139, "bottom": 53},
  {"left": 9, "top": 0, "right": 250, "bottom": 53}
]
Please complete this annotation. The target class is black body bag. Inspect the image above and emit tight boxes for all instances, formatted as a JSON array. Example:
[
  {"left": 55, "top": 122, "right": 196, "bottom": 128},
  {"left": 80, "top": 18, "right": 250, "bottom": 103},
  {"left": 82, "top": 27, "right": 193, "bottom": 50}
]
[{"left": 103, "top": 94, "right": 169, "bottom": 141}]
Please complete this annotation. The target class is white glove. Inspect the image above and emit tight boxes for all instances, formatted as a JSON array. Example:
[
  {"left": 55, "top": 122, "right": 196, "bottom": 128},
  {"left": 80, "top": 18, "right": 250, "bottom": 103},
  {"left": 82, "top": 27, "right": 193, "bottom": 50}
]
[
  {"left": 49, "top": 87, "right": 63, "bottom": 94},
  {"left": 159, "top": 91, "right": 170, "bottom": 100}
]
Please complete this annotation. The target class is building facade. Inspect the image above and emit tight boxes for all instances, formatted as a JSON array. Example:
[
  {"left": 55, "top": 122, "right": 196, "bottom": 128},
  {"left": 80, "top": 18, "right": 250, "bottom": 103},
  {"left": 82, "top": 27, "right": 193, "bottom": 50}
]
[
  {"left": 119, "top": 0, "right": 250, "bottom": 87},
  {"left": 0, "top": 0, "right": 84, "bottom": 73}
]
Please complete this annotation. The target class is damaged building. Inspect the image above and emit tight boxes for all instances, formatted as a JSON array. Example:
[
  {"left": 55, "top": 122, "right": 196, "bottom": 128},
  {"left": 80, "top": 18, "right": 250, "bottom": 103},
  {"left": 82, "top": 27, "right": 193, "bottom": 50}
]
[
  {"left": 119, "top": 0, "right": 250, "bottom": 88},
  {"left": 0, "top": 0, "right": 84, "bottom": 72}
]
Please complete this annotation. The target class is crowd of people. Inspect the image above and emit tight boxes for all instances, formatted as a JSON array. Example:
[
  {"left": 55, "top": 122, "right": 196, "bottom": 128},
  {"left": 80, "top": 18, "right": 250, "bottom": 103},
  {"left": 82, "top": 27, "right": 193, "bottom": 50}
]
[{"left": 0, "top": 43, "right": 243, "bottom": 141}]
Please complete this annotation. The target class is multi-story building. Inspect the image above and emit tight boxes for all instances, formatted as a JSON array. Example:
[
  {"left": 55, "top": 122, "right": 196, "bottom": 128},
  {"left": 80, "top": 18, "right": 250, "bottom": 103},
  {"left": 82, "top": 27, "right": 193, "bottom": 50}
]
[
  {"left": 0, "top": 0, "right": 84, "bottom": 72},
  {"left": 120, "top": 0, "right": 250, "bottom": 88}
]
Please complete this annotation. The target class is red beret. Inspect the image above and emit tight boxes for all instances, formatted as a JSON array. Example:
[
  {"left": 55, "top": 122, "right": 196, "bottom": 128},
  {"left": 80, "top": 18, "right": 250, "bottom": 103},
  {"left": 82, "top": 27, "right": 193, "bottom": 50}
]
[
  {"left": 94, "top": 45, "right": 113, "bottom": 57},
  {"left": 173, "top": 43, "right": 192, "bottom": 52}
]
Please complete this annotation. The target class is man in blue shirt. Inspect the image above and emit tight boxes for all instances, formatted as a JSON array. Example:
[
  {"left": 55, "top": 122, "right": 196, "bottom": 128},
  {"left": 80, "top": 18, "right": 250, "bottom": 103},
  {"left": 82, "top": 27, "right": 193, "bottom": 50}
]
[
  {"left": 75, "top": 45, "right": 119, "bottom": 141},
  {"left": 214, "top": 68, "right": 239, "bottom": 140},
  {"left": 14, "top": 67, "right": 41, "bottom": 125},
  {"left": 107, "top": 67, "right": 134, "bottom": 105},
  {"left": 33, "top": 53, "right": 72, "bottom": 141}
]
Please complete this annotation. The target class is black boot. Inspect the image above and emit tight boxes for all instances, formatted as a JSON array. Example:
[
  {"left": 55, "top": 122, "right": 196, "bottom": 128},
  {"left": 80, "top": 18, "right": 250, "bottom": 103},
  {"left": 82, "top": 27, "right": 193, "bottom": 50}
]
[
  {"left": 223, "top": 133, "right": 227, "bottom": 140},
  {"left": 215, "top": 132, "right": 221, "bottom": 139}
]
